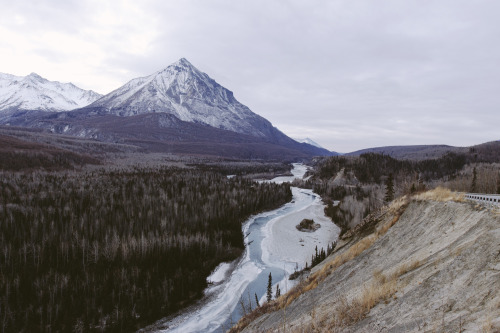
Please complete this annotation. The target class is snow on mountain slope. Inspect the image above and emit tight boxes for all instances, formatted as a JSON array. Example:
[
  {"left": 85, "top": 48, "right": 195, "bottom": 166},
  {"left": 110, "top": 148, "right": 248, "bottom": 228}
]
[
  {"left": 294, "top": 137, "right": 324, "bottom": 149},
  {"left": 0, "top": 72, "right": 102, "bottom": 112},
  {"left": 86, "top": 58, "right": 275, "bottom": 138}
]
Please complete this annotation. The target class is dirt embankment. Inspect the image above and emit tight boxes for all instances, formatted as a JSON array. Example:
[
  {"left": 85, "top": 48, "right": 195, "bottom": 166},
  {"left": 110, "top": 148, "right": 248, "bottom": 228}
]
[{"left": 234, "top": 190, "right": 500, "bottom": 332}]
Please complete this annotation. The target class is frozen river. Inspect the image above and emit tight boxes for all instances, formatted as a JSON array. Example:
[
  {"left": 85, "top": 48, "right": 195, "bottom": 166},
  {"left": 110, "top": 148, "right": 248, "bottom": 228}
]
[{"left": 148, "top": 164, "right": 339, "bottom": 332}]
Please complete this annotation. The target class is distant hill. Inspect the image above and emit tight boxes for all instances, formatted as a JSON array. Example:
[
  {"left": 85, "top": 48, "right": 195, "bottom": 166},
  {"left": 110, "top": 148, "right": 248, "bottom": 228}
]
[
  {"left": 0, "top": 130, "right": 100, "bottom": 170},
  {"left": 346, "top": 145, "right": 466, "bottom": 160},
  {"left": 345, "top": 141, "right": 500, "bottom": 163}
]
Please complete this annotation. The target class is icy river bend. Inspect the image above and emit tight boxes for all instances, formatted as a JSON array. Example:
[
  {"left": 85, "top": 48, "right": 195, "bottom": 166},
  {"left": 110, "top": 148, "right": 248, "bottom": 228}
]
[{"left": 149, "top": 164, "right": 339, "bottom": 333}]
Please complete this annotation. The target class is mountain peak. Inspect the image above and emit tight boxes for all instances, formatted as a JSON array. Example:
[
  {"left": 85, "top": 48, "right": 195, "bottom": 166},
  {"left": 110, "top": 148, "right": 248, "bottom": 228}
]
[
  {"left": 25, "top": 72, "right": 46, "bottom": 83},
  {"left": 175, "top": 57, "right": 192, "bottom": 66},
  {"left": 85, "top": 58, "right": 279, "bottom": 138},
  {"left": 157, "top": 58, "right": 198, "bottom": 77}
]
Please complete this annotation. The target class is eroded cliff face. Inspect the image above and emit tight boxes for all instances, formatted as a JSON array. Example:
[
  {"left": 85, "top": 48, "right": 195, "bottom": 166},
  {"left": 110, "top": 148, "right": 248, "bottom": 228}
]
[{"left": 235, "top": 191, "right": 500, "bottom": 332}]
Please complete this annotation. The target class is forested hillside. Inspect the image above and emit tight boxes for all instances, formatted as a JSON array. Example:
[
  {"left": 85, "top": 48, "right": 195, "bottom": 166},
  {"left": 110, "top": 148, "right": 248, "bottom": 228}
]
[
  {"left": 0, "top": 167, "right": 292, "bottom": 332},
  {"left": 298, "top": 152, "right": 499, "bottom": 233}
]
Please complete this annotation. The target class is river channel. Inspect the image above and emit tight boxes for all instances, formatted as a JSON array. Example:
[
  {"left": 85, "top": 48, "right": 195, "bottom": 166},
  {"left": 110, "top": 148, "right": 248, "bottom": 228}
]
[{"left": 150, "top": 163, "right": 339, "bottom": 332}]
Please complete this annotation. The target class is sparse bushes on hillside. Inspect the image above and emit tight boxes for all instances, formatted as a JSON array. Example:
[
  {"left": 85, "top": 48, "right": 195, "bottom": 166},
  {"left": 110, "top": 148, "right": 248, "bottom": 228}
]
[
  {"left": 438, "top": 163, "right": 500, "bottom": 194},
  {"left": 310, "top": 152, "right": 495, "bottom": 232},
  {"left": 323, "top": 186, "right": 384, "bottom": 233}
]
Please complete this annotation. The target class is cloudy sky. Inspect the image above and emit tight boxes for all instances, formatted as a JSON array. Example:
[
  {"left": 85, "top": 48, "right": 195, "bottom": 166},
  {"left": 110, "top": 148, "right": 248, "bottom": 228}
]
[{"left": 1, "top": 0, "right": 499, "bottom": 152}]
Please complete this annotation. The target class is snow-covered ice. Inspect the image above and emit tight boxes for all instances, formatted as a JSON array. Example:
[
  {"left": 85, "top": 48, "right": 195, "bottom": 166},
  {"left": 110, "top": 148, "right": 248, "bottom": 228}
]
[{"left": 261, "top": 187, "right": 339, "bottom": 269}]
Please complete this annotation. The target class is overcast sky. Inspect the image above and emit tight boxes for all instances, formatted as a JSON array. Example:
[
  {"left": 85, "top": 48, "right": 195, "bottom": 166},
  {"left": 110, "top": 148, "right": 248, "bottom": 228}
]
[{"left": 1, "top": 0, "right": 499, "bottom": 152}]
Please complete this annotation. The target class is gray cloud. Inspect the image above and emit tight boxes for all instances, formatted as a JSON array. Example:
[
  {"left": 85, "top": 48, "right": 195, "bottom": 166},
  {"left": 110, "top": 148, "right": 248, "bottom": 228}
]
[{"left": 1, "top": 0, "right": 500, "bottom": 152}]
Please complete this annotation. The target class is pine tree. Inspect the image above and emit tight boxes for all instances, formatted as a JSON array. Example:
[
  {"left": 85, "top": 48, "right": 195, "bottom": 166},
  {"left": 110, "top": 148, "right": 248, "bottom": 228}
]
[
  {"left": 267, "top": 272, "right": 273, "bottom": 302},
  {"left": 497, "top": 171, "right": 500, "bottom": 194},
  {"left": 471, "top": 167, "right": 477, "bottom": 193},
  {"left": 255, "top": 293, "right": 260, "bottom": 307},
  {"left": 384, "top": 173, "right": 395, "bottom": 203},
  {"left": 275, "top": 284, "right": 281, "bottom": 299}
]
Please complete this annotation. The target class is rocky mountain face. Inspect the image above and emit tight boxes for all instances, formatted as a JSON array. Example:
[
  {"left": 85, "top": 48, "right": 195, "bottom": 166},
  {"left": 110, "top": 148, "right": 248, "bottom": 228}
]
[
  {"left": 0, "top": 72, "right": 101, "bottom": 116},
  {"left": 0, "top": 59, "right": 332, "bottom": 160},
  {"left": 87, "top": 58, "right": 275, "bottom": 138}
]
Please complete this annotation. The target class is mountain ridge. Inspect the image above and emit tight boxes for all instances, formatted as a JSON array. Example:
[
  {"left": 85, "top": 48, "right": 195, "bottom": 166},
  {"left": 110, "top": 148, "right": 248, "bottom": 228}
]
[
  {"left": 0, "top": 59, "right": 333, "bottom": 160},
  {"left": 294, "top": 137, "right": 324, "bottom": 149},
  {"left": 0, "top": 72, "right": 102, "bottom": 115}
]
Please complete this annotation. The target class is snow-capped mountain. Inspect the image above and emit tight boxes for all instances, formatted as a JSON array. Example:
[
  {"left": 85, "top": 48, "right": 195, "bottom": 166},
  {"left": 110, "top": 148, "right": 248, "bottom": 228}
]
[
  {"left": 294, "top": 137, "right": 324, "bottom": 149},
  {"left": 0, "top": 72, "right": 102, "bottom": 113},
  {"left": 86, "top": 58, "right": 274, "bottom": 138},
  {"left": 0, "top": 59, "right": 333, "bottom": 159}
]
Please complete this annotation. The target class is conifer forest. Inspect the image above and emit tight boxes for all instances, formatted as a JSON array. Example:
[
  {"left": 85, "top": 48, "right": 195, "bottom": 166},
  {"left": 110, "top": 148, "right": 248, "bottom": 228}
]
[{"left": 0, "top": 166, "right": 292, "bottom": 332}]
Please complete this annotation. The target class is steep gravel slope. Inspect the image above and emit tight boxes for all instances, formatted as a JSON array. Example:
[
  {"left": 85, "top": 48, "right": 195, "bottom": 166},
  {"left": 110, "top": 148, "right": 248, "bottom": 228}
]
[{"left": 236, "top": 192, "right": 500, "bottom": 332}]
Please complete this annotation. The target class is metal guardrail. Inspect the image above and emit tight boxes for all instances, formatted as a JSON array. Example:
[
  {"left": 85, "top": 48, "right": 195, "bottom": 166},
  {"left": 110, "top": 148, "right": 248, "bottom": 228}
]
[{"left": 465, "top": 193, "right": 500, "bottom": 206}]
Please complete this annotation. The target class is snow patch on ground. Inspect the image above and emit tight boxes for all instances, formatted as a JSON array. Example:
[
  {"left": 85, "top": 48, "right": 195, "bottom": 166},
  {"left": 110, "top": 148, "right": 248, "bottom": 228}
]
[
  {"left": 207, "top": 262, "right": 232, "bottom": 284},
  {"left": 261, "top": 188, "right": 340, "bottom": 270}
]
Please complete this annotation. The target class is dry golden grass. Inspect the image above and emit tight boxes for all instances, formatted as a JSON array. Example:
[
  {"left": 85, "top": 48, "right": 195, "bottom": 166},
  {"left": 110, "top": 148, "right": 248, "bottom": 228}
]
[
  {"left": 393, "top": 259, "right": 423, "bottom": 278},
  {"left": 312, "top": 260, "right": 423, "bottom": 332},
  {"left": 317, "top": 271, "right": 398, "bottom": 330},
  {"left": 412, "top": 187, "right": 465, "bottom": 202}
]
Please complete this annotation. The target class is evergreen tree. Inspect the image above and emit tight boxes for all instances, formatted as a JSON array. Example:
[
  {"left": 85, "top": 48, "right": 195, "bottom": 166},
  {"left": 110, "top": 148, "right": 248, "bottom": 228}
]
[
  {"left": 267, "top": 272, "right": 273, "bottom": 302},
  {"left": 471, "top": 167, "right": 477, "bottom": 193},
  {"left": 417, "top": 173, "right": 425, "bottom": 192},
  {"left": 275, "top": 284, "right": 281, "bottom": 298},
  {"left": 384, "top": 173, "right": 395, "bottom": 203},
  {"left": 497, "top": 171, "right": 500, "bottom": 194},
  {"left": 255, "top": 293, "right": 260, "bottom": 307}
]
